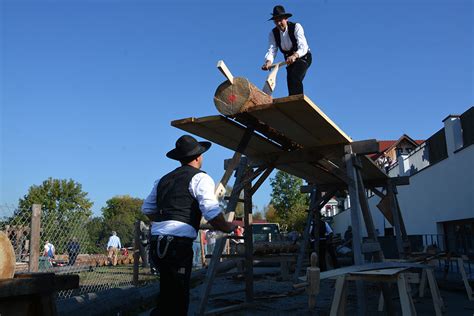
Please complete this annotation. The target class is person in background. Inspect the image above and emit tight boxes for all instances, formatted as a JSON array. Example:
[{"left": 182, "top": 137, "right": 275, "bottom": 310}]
[
  {"left": 139, "top": 221, "right": 150, "bottom": 268},
  {"left": 107, "top": 231, "right": 121, "bottom": 266},
  {"left": 206, "top": 229, "right": 217, "bottom": 254},
  {"left": 43, "top": 240, "right": 55, "bottom": 259},
  {"left": 141, "top": 134, "right": 235, "bottom": 315},
  {"left": 66, "top": 237, "right": 80, "bottom": 266}
]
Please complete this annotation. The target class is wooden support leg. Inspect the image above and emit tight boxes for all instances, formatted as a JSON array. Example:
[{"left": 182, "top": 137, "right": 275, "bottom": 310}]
[
  {"left": 330, "top": 275, "right": 348, "bottom": 316},
  {"left": 344, "top": 147, "right": 366, "bottom": 316},
  {"left": 293, "top": 188, "right": 336, "bottom": 282},
  {"left": 426, "top": 268, "right": 443, "bottom": 315},
  {"left": 280, "top": 260, "right": 290, "bottom": 281},
  {"left": 419, "top": 269, "right": 427, "bottom": 298},
  {"left": 397, "top": 273, "right": 417, "bottom": 316},
  {"left": 381, "top": 283, "right": 395, "bottom": 316},
  {"left": 355, "top": 167, "right": 384, "bottom": 262},
  {"left": 457, "top": 257, "right": 474, "bottom": 301},
  {"left": 387, "top": 181, "right": 404, "bottom": 258},
  {"left": 378, "top": 291, "right": 384, "bottom": 312},
  {"left": 197, "top": 158, "right": 249, "bottom": 315},
  {"left": 243, "top": 174, "right": 254, "bottom": 304}
]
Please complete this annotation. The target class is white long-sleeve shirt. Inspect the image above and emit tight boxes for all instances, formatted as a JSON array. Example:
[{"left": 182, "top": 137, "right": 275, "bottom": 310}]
[
  {"left": 107, "top": 235, "right": 121, "bottom": 249},
  {"left": 264, "top": 23, "right": 309, "bottom": 64},
  {"left": 142, "top": 172, "right": 222, "bottom": 239}
]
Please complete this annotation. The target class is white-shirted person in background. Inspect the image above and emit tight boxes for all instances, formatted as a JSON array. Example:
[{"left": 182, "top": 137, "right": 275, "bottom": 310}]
[
  {"left": 142, "top": 135, "right": 235, "bottom": 316},
  {"left": 106, "top": 231, "right": 121, "bottom": 266}
]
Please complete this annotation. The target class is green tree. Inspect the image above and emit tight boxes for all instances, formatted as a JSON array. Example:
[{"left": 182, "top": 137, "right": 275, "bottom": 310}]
[
  {"left": 85, "top": 217, "right": 108, "bottom": 253},
  {"left": 269, "top": 171, "right": 309, "bottom": 232},
  {"left": 16, "top": 178, "right": 93, "bottom": 253},
  {"left": 101, "top": 195, "right": 146, "bottom": 247}
]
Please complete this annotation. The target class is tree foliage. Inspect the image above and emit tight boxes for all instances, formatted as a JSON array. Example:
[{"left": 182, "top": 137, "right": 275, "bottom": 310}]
[
  {"left": 269, "top": 171, "right": 309, "bottom": 232},
  {"left": 99, "top": 195, "right": 147, "bottom": 247},
  {"left": 15, "top": 178, "right": 93, "bottom": 252}
]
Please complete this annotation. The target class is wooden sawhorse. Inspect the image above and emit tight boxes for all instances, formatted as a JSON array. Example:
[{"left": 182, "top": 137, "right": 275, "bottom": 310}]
[{"left": 330, "top": 267, "right": 444, "bottom": 316}]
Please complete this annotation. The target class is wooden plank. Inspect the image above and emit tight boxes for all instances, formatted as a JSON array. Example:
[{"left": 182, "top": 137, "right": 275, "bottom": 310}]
[
  {"left": 171, "top": 115, "right": 389, "bottom": 186},
  {"left": 350, "top": 268, "right": 408, "bottom": 276},
  {"left": 171, "top": 116, "right": 281, "bottom": 157},
  {"left": 0, "top": 274, "right": 79, "bottom": 297},
  {"left": 397, "top": 273, "right": 417, "bottom": 315},
  {"left": 248, "top": 95, "right": 352, "bottom": 147},
  {"left": 330, "top": 275, "right": 348, "bottom": 316},
  {"left": 298, "top": 262, "right": 433, "bottom": 282},
  {"left": 457, "top": 257, "right": 474, "bottom": 301},
  {"left": 426, "top": 269, "right": 444, "bottom": 315}
]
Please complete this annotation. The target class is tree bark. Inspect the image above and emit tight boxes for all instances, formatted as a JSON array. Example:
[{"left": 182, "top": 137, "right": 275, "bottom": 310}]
[{"left": 214, "top": 77, "right": 272, "bottom": 116}]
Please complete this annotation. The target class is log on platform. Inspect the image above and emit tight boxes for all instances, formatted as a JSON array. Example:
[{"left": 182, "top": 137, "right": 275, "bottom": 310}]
[{"left": 214, "top": 77, "right": 272, "bottom": 116}]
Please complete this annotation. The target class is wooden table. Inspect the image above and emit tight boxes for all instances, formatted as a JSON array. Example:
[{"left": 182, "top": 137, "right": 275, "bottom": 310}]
[
  {"left": 0, "top": 273, "right": 79, "bottom": 316},
  {"left": 330, "top": 267, "right": 444, "bottom": 316}
]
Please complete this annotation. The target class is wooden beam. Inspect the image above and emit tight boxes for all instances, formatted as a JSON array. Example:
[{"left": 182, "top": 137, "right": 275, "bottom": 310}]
[
  {"left": 216, "top": 60, "right": 234, "bottom": 84},
  {"left": 350, "top": 139, "right": 379, "bottom": 155}
]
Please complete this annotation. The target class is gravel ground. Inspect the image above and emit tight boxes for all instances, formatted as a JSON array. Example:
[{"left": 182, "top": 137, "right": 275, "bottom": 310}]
[{"left": 185, "top": 267, "right": 474, "bottom": 316}]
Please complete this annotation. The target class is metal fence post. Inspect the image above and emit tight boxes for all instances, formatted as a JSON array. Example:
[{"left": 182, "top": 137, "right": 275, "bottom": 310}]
[{"left": 29, "top": 204, "right": 41, "bottom": 272}]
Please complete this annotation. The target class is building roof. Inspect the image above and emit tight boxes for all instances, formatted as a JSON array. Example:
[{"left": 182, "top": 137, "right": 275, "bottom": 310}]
[{"left": 370, "top": 134, "right": 424, "bottom": 160}]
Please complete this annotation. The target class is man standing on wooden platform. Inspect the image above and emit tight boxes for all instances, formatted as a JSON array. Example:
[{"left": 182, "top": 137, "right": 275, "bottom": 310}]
[
  {"left": 262, "top": 5, "right": 312, "bottom": 95},
  {"left": 142, "top": 135, "right": 235, "bottom": 316}
]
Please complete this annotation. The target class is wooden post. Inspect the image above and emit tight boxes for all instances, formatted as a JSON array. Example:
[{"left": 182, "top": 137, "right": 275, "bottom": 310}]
[
  {"left": 29, "top": 204, "right": 41, "bottom": 273},
  {"left": 197, "top": 157, "right": 249, "bottom": 315},
  {"left": 355, "top": 168, "right": 384, "bottom": 262},
  {"left": 307, "top": 252, "right": 320, "bottom": 309},
  {"left": 293, "top": 187, "right": 317, "bottom": 283},
  {"left": 293, "top": 188, "right": 337, "bottom": 282},
  {"left": 133, "top": 220, "right": 140, "bottom": 286},
  {"left": 243, "top": 168, "right": 254, "bottom": 304},
  {"left": 344, "top": 146, "right": 366, "bottom": 316},
  {"left": 386, "top": 181, "right": 404, "bottom": 258}
]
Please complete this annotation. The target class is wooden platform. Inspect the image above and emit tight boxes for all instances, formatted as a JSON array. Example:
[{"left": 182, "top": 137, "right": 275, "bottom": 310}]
[
  {"left": 0, "top": 273, "right": 79, "bottom": 316},
  {"left": 172, "top": 94, "right": 387, "bottom": 188}
]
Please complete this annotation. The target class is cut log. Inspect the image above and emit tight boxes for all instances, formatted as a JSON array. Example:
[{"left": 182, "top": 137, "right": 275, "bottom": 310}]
[
  {"left": 0, "top": 232, "right": 15, "bottom": 279},
  {"left": 214, "top": 77, "right": 272, "bottom": 116}
]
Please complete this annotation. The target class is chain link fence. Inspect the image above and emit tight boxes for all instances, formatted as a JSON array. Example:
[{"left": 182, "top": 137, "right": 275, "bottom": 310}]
[{"left": 0, "top": 204, "right": 158, "bottom": 300}]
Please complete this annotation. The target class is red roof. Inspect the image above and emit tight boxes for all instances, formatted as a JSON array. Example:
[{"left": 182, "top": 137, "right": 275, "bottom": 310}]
[{"left": 369, "top": 135, "right": 425, "bottom": 160}]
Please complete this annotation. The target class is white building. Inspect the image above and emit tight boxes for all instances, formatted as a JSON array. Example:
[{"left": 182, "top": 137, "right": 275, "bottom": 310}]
[{"left": 332, "top": 107, "right": 473, "bottom": 255}]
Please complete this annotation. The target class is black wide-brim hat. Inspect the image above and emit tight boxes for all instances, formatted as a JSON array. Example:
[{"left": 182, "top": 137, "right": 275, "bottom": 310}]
[
  {"left": 269, "top": 5, "right": 292, "bottom": 21},
  {"left": 166, "top": 135, "right": 211, "bottom": 160}
]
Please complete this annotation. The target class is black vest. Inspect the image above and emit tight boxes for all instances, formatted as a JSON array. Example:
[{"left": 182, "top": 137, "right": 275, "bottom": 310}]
[
  {"left": 272, "top": 22, "right": 298, "bottom": 58},
  {"left": 155, "top": 165, "right": 204, "bottom": 231}
]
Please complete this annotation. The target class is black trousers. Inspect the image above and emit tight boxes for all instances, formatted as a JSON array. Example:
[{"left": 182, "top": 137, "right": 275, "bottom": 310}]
[
  {"left": 319, "top": 240, "right": 339, "bottom": 272},
  {"left": 150, "top": 236, "right": 194, "bottom": 316},
  {"left": 286, "top": 52, "right": 312, "bottom": 96}
]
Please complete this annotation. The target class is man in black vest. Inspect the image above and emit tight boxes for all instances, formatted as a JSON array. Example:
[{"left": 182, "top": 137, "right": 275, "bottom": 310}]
[
  {"left": 142, "top": 135, "right": 236, "bottom": 315},
  {"left": 262, "top": 5, "right": 312, "bottom": 96}
]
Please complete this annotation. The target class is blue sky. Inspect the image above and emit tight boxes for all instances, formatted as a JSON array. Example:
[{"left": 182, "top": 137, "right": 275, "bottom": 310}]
[{"left": 1, "top": 0, "right": 472, "bottom": 217}]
